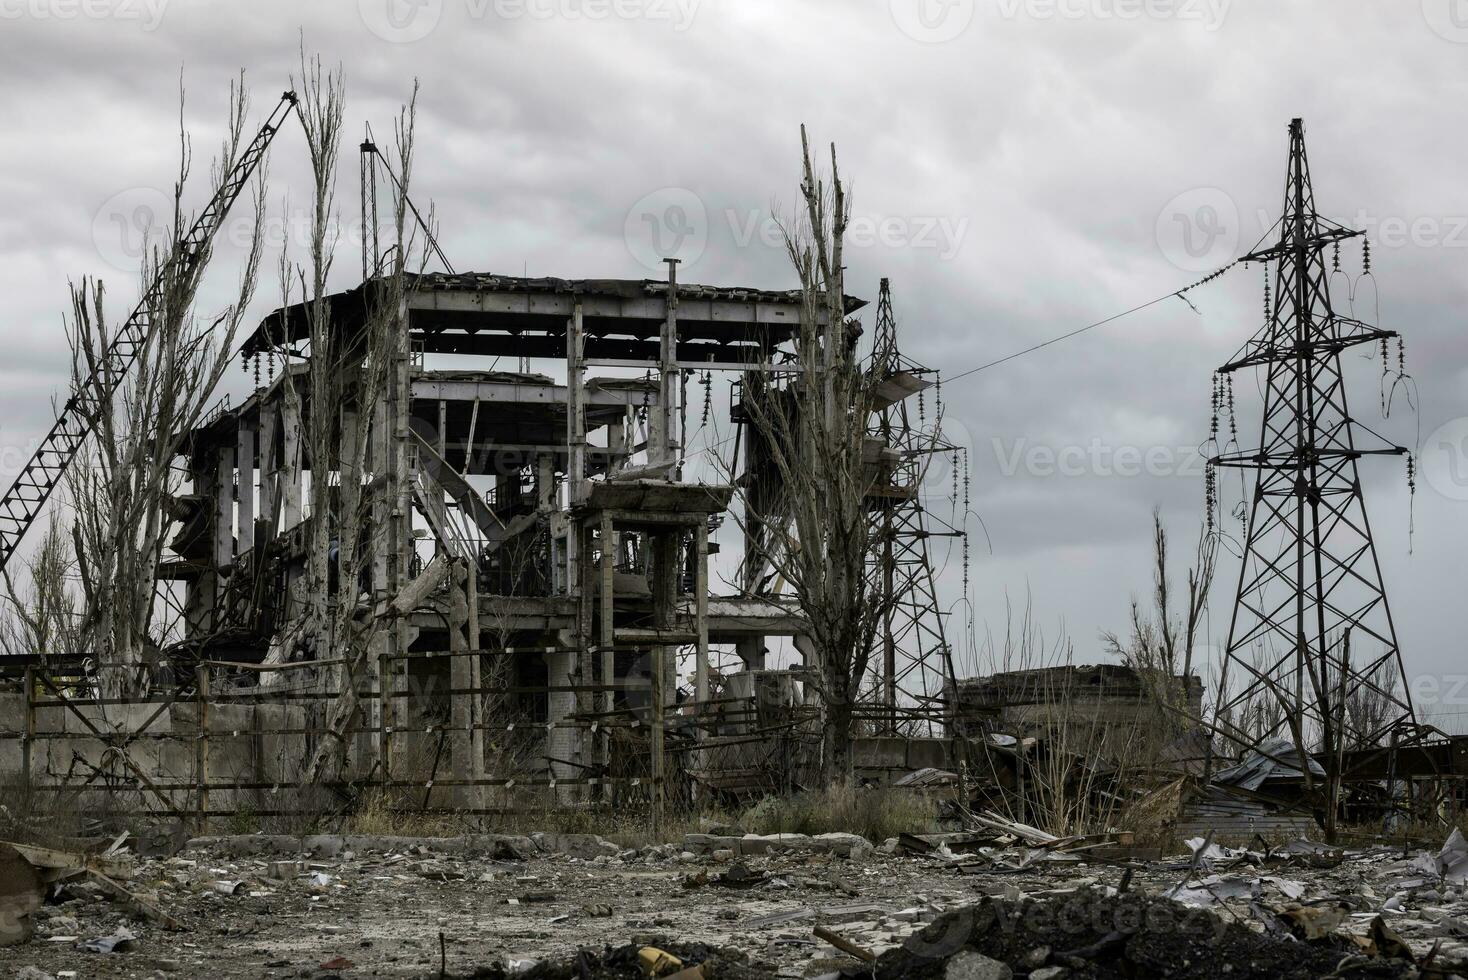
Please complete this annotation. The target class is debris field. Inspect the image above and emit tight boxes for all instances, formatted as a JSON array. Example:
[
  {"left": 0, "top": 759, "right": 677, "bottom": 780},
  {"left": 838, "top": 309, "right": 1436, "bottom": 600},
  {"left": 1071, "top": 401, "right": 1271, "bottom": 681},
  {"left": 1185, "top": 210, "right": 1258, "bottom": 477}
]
[{"left": 4, "top": 826, "right": 1468, "bottom": 978}]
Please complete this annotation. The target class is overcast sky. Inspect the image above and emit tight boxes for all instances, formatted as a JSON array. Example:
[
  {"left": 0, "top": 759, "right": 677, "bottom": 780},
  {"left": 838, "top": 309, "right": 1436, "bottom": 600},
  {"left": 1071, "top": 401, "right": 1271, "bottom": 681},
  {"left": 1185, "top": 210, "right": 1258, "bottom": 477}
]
[{"left": 0, "top": 1, "right": 1465, "bottom": 724}]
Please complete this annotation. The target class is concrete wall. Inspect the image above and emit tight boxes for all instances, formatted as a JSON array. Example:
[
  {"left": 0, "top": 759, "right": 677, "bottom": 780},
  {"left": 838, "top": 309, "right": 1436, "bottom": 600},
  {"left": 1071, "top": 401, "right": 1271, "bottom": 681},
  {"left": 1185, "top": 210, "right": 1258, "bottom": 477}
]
[
  {"left": 0, "top": 690, "right": 320, "bottom": 819},
  {"left": 947, "top": 664, "right": 1205, "bottom": 763}
]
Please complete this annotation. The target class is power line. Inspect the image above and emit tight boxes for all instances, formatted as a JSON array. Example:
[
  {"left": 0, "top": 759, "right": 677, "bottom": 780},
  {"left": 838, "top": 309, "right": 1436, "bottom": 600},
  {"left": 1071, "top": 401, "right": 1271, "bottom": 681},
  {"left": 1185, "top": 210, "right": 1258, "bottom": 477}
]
[
  {"left": 945, "top": 294, "right": 1179, "bottom": 383},
  {"left": 688, "top": 262, "right": 1245, "bottom": 462},
  {"left": 944, "top": 254, "right": 1254, "bottom": 383}
]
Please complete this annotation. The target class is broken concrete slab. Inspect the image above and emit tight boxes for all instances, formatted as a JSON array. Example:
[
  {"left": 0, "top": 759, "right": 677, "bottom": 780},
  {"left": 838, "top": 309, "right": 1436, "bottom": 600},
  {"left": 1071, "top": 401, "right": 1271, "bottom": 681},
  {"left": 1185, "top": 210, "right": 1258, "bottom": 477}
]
[{"left": 0, "top": 843, "right": 45, "bottom": 947}]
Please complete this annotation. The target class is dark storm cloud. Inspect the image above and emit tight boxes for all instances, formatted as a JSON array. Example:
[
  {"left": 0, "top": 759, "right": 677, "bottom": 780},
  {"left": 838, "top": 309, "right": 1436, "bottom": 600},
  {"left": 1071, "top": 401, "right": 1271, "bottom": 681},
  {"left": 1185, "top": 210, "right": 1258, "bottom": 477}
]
[{"left": 1, "top": 0, "right": 1465, "bottom": 722}]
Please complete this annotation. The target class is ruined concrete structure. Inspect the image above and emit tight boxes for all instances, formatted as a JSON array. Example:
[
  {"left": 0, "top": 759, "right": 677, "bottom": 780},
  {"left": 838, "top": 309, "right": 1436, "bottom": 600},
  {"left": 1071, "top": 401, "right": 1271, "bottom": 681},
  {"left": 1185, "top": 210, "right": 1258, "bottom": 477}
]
[
  {"left": 160, "top": 267, "right": 874, "bottom": 802},
  {"left": 949, "top": 665, "right": 1204, "bottom": 748}
]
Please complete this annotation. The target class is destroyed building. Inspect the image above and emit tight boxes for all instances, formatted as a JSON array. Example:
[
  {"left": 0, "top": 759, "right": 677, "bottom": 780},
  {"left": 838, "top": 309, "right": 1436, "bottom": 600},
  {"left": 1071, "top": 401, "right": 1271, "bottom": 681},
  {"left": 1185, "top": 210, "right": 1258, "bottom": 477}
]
[
  {"left": 0, "top": 245, "right": 975, "bottom": 822},
  {"left": 162, "top": 270, "right": 849, "bottom": 803},
  {"left": 0, "top": 92, "right": 1459, "bottom": 851}
]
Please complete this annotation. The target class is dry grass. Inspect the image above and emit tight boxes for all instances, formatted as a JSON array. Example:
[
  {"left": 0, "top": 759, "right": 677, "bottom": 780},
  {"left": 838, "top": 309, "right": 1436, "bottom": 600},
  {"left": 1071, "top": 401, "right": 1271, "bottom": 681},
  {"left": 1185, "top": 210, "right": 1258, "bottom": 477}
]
[
  {"left": 340, "top": 790, "right": 478, "bottom": 838},
  {"left": 739, "top": 784, "right": 938, "bottom": 841},
  {"left": 0, "top": 778, "right": 113, "bottom": 847},
  {"left": 334, "top": 793, "right": 706, "bottom": 847}
]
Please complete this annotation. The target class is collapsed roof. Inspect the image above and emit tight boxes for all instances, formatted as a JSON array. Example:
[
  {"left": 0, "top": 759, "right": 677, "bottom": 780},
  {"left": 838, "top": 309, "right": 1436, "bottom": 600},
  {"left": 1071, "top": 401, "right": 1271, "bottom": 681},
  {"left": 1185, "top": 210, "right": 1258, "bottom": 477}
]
[{"left": 241, "top": 272, "right": 868, "bottom": 366}]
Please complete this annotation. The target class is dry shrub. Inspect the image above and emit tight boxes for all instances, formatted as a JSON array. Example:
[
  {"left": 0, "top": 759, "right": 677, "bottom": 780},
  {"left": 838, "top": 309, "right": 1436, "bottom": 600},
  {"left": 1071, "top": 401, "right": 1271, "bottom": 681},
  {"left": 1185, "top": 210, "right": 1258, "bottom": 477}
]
[
  {"left": 0, "top": 778, "right": 138, "bottom": 847},
  {"left": 341, "top": 790, "right": 476, "bottom": 838},
  {"left": 740, "top": 784, "right": 937, "bottom": 841},
  {"left": 1113, "top": 776, "right": 1186, "bottom": 853}
]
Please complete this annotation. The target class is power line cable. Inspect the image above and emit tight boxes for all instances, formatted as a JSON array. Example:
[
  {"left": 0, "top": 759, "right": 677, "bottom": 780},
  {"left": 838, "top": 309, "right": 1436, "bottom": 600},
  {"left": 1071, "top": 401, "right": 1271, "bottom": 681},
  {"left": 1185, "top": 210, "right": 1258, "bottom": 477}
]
[{"left": 947, "top": 258, "right": 1246, "bottom": 383}]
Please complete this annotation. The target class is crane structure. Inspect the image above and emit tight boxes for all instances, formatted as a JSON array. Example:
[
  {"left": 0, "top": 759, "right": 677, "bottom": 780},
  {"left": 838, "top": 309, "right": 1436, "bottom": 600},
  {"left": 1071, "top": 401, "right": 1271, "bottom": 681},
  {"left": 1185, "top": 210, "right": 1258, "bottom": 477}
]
[
  {"left": 0, "top": 91, "right": 300, "bottom": 575},
  {"left": 1209, "top": 118, "right": 1417, "bottom": 784}
]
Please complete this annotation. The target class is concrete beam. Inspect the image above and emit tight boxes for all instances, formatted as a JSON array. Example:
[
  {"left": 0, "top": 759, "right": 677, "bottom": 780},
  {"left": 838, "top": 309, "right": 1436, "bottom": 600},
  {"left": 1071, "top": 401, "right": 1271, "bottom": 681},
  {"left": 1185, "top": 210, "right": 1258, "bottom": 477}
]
[
  {"left": 408, "top": 289, "right": 813, "bottom": 329},
  {"left": 409, "top": 377, "right": 658, "bottom": 408}
]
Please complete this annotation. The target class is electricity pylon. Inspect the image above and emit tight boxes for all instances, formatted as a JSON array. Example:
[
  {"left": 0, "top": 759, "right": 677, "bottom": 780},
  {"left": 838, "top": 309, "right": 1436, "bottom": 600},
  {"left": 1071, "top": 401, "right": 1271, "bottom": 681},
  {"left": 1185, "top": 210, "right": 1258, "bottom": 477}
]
[{"left": 1209, "top": 119, "right": 1416, "bottom": 794}]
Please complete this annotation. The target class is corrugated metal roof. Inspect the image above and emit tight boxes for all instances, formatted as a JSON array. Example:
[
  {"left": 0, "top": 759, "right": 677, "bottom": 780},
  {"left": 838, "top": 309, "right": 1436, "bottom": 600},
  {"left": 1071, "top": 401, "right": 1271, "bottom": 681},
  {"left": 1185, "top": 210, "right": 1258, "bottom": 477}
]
[{"left": 1214, "top": 736, "right": 1326, "bottom": 791}]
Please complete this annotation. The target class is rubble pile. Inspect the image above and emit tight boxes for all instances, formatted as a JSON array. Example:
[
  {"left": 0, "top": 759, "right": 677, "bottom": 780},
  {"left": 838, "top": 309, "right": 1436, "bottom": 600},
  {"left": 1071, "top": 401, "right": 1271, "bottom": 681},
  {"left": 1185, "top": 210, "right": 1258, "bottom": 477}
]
[
  {"left": 456, "top": 940, "right": 774, "bottom": 979},
  {"left": 861, "top": 889, "right": 1422, "bottom": 979}
]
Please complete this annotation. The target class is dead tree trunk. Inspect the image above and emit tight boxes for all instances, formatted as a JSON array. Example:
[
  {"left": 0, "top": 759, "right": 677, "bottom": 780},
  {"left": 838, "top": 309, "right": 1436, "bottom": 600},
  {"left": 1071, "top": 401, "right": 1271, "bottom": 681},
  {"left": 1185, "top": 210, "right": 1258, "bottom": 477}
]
[
  {"left": 294, "top": 79, "right": 425, "bottom": 788},
  {"left": 65, "top": 77, "right": 264, "bottom": 698},
  {"left": 721, "top": 127, "right": 931, "bottom": 784}
]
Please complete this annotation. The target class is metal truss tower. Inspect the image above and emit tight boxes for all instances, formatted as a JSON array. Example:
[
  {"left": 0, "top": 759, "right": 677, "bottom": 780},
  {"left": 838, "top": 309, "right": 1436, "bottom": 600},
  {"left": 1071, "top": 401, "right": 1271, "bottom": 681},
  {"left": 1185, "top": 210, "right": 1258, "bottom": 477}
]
[
  {"left": 1210, "top": 119, "right": 1416, "bottom": 773},
  {"left": 0, "top": 92, "right": 299, "bottom": 575},
  {"left": 868, "top": 279, "right": 963, "bottom": 735}
]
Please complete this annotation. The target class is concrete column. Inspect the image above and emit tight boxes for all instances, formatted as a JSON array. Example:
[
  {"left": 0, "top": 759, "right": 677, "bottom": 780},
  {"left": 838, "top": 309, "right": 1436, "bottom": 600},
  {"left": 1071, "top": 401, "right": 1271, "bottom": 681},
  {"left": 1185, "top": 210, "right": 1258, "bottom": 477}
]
[
  {"left": 598, "top": 513, "right": 615, "bottom": 778},
  {"left": 737, "top": 637, "right": 767, "bottom": 671},
  {"left": 449, "top": 560, "right": 472, "bottom": 809},
  {"left": 545, "top": 640, "right": 577, "bottom": 802},
  {"left": 695, "top": 521, "right": 709, "bottom": 703},
  {"left": 236, "top": 423, "right": 256, "bottom": 555},
  {"left": 280, "top": 395, "right": 302, "bottom": 530},
  {"left": 655, "top": 258, "right": 681, "bottom": 467},
  {"left": 466, "top": 557, "right": 485, "bottom": 811},
  {"left": 536, "top": 457, "right": 555, "bottom": 512},
  {"left": 258, "top": 399, "right": 278, "bottom": 540},
  {"left": 606, "top": 415, "right": 625, "bottom": 476},
  {"left": 575, "top": 522, "right": 595, "bottom": 782},
  {"left": 566, "top": 301, "right": 586, "bottom": 502},
  {"left": 388, "top": 295, "right": 412, "bottom": 593},
  {"left": 187, "top": 450, "right": 216, "bottom": 635},
  {"left": 650, "top": 530, "right": 679, "bottom": 831},
  {"left": 388, "top": 296, "right": 414, "bottom": 697},
  {"left": 371, "top": 629, "right": 391, "bottom": 780},
  {"left": 214, "top": 444, "right": 235, "bottom": 570}
]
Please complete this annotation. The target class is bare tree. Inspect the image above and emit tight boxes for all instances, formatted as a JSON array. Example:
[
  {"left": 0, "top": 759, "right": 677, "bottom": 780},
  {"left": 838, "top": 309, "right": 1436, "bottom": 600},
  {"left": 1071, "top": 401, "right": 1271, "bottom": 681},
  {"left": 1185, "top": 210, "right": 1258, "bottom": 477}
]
[
  {"left": 721, "top": 127, "right": 922, "bottom": 783},
  {"left": 277, "top": 54, "right": 348, "bottom": 663},
  {"left": 1217, "top": 651, "right": 1287, "bottom": 746},
  {"left": 0, "top": 517, "right": 79, "bottom": 662},
  {"left": 1102, "top": 508, "right": 1217, "bottom": 710},
  {"left": 293, "top": 78, "right": 424, "bottom": 787},
  {"left": 65, "top": 77, "right": 265, "bottom": 698}
]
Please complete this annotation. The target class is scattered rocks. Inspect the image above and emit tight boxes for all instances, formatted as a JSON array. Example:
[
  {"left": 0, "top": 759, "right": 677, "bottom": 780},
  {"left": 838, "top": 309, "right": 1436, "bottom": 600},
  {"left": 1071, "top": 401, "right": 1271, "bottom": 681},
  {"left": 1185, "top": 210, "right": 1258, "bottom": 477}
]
[
  {"left": 13, "top": 967, "right": 55, "bottom": 980},
  {"left": 4, "top": 829, "right": 1467, "bottom": 977},
  {"left": 942, "top": 949, "right": 1012, "bottom": 979},
  {"left": 867, "top": 888, "right": 1429, "bottom": 979}
]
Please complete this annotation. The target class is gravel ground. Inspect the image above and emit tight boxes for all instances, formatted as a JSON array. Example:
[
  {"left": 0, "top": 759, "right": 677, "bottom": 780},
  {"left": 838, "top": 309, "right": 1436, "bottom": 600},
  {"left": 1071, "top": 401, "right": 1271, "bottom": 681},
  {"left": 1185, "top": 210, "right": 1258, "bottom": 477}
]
[{"left": 5, "top": 832, "right": 1468, "bottom": 978}]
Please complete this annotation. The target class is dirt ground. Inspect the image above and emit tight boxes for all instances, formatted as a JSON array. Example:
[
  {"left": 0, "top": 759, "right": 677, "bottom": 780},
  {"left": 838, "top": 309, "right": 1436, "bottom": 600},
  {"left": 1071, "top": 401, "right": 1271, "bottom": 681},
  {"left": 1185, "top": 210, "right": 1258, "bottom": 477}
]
[{"left": 6, "top": 831, "right": 1468, "bottom": 979}]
